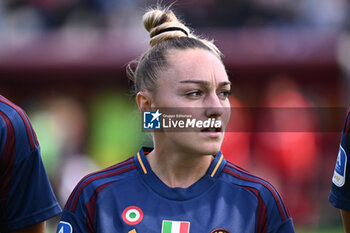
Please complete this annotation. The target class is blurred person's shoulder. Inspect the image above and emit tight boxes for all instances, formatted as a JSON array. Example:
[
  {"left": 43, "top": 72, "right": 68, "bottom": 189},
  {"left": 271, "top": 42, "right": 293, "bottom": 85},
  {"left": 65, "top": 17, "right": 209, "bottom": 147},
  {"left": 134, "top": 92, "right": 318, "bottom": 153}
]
[
  {"left": 339, "top": 110, "right": 350, "bottom": 158},
  {"left": 342, "top": 110, "right": 350, "bottom": 144},
  {"left": 0, "top": 95, "right": 39, "bottom": 158}
]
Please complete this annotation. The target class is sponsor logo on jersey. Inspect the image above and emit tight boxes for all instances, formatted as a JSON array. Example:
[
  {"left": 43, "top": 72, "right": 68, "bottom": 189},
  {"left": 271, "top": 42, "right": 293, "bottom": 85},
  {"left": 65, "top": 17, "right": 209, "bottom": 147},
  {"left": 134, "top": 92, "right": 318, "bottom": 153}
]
[
  {"left": 333, "top": 145, "right": 347, "bottom": 187},
  {"left": 161, "top": 220, "right": 190, "bottom": 233},
  {"left": 57, "top": 221, "right": 73, "bottom": 233},
  {"left": 122, "top": 206, "right": 144, "bottom": 225},
  {"left": 143, "top": 110, "right": 162, "bottom": 129},
  {"left": 210, "top": 228, "right": 230, "bottom": 233}
]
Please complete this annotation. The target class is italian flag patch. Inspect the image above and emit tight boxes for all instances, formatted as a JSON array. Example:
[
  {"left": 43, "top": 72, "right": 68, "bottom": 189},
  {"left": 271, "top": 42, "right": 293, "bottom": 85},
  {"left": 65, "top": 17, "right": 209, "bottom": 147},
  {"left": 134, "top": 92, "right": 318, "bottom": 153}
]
[{"left": 162, "top": 220, "right": 190, "bottom": 233}]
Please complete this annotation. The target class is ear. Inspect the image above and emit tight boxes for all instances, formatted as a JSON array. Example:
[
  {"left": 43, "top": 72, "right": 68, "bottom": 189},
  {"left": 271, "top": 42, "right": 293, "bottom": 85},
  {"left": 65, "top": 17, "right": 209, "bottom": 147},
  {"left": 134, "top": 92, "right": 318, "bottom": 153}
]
[{"left": 136, "top": 91, "right": 153, "bottom": 112}]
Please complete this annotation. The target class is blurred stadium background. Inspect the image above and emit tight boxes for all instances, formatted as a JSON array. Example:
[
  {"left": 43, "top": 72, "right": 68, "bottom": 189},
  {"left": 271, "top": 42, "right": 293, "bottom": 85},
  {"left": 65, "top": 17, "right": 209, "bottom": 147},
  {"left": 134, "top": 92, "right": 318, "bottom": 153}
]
[{"left": 0, "top": 0, "right": 349, "bottom": 232}]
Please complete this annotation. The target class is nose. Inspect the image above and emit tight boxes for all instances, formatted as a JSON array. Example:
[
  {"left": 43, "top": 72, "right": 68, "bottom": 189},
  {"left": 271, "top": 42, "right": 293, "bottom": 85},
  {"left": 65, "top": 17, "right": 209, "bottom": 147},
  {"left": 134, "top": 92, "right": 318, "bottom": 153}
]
[{"left": 204, "top": 92, "right": 225, "bottom": 118}]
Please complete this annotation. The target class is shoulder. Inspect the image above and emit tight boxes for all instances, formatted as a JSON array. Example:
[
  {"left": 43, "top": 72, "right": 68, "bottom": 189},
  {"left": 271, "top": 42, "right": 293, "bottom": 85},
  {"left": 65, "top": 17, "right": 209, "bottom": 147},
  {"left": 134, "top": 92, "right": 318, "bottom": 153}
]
[
  {"left": 221, "top": 161, "right": 290, "bottom": 222},
  {"left": 341, "top": 110, "right": 350, "bottom": 146},
  {"left": 0, "top": 96, "right": 39, "bottom": 155},
  {"left": 64, "top": 156, "right": 138, "bottom": 213}
]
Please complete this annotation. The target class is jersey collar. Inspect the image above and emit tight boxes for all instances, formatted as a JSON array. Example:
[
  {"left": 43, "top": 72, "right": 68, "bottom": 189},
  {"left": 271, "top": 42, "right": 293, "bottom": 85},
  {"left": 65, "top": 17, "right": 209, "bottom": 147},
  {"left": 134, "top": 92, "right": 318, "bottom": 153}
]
[{"left": 134, "top": 147, "right": 226, "bottom": 201}]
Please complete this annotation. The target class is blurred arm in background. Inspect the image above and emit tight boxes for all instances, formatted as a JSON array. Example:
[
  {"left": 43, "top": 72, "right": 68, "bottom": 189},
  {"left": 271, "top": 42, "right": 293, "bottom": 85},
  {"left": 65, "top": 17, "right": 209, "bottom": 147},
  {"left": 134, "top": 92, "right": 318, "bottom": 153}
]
[
  {"left": 341, "top": 210, "right": 350, "bottom": 233},
  {"left": 9, "top": 222, "right": 45, "bottom": 233}
]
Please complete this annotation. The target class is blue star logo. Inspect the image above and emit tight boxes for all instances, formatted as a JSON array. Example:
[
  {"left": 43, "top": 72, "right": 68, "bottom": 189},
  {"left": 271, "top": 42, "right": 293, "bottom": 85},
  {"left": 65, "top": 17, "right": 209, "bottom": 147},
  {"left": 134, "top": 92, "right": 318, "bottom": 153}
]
[{"left": 143, "top": 110, "right": 162, "bottom": 129}]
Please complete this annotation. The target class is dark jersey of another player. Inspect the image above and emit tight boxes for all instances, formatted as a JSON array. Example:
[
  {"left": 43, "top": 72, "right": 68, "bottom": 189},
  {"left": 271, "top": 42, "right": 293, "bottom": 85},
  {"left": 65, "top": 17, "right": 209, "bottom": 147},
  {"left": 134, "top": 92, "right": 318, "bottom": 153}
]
[
  {"left": 0, "top": 95, "right": 62, "bottom": 232},
  {"left": 329, "top": 111, "right": 350, "bottom": 210},
  {"left": 58, "top": 147, "right": 295, "bottom": 233}
]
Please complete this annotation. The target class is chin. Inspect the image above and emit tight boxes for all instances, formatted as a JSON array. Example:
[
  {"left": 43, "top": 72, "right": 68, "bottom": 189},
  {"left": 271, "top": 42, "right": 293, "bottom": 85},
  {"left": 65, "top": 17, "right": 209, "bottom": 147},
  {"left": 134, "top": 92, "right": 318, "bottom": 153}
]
[
  {"left": 196, "top": 143, "right": 221, "bottom": 156},
  {"left": 171, "top": 132, "right": 223, "bottom": 156}
]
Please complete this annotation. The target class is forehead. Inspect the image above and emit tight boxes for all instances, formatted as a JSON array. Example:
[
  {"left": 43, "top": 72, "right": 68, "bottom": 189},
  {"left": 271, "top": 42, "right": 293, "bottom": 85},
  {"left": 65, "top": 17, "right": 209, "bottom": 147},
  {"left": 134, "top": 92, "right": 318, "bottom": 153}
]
[{"left": 161, "top": 49, "right": 228, "bottom": 84}]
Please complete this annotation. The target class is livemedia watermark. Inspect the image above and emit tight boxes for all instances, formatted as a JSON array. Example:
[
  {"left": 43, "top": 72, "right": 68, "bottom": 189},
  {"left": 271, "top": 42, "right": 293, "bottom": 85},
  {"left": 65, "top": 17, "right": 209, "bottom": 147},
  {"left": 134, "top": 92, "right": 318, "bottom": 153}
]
[{"left": 141, "top": 107, "right": 348, "bottom": 132}]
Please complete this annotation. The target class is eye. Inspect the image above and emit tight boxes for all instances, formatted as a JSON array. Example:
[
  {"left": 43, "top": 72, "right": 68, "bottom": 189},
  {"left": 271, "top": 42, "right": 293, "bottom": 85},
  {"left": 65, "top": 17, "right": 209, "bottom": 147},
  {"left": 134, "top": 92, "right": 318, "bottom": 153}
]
[
  {"left": 185, "top": 90, "right": 203, "bottom": 98},
  {"left": 218, "top": 90, "right": 231, "bottom": 99}
]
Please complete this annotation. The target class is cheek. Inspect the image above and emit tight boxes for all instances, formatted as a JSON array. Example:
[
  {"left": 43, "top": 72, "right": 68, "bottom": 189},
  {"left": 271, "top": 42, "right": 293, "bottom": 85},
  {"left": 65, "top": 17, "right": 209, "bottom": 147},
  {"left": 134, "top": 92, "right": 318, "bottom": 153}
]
[
  {"left": 226, "top": 100, "right": 231, "bottom": 113},
  {"left": 223, "top": 108, "right": 231, "bottom": 127},
  {"left": 220, "top": 100, "right": 231, "bottom": 127}
]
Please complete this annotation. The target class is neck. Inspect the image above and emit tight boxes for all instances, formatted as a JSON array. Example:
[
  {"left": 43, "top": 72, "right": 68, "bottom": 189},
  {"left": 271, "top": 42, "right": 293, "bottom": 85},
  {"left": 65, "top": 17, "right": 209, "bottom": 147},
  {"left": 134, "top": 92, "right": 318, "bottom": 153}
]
[{"left": 146, "top": 146, "right": 214, "bottom": 188}]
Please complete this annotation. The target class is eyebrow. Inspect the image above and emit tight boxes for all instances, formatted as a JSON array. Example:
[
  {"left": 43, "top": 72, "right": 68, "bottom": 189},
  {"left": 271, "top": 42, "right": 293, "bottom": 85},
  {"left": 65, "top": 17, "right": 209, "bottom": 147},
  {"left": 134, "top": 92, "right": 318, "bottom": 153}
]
[{"left": 179, "top": 80, "right": 232, "bottom": 87}]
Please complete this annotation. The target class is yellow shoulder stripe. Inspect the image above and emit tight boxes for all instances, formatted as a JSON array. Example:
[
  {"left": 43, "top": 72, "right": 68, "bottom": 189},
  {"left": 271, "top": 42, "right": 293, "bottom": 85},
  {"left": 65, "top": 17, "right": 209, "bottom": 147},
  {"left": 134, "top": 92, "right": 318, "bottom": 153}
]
[
  {"left": 137, "top": 152, "right": 147, "bottom": 174},
  {"left": 211, "top": 154, "right": 223, "bottom": 177}
]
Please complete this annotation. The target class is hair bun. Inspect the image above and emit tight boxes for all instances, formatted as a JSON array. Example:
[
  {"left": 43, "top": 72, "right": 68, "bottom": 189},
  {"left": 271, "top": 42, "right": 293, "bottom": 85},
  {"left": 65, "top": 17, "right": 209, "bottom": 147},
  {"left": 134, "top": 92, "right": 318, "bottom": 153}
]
[{"left": 142, "top": 8, "right": 190, "bottom": 47}]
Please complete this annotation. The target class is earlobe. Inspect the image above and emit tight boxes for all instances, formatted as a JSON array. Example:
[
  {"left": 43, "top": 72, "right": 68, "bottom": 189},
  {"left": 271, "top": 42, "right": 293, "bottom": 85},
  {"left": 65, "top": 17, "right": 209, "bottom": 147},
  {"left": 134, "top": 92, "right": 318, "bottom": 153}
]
[{"left": 136, "top": 91, "right": 153, "bottom": 112}]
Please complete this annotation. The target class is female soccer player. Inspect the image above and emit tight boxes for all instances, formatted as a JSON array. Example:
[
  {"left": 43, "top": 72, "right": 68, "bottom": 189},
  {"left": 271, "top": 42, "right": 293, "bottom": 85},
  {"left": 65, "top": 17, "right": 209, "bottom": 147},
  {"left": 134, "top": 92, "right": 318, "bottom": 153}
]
[{"left": 57, "top": 7, "right": 295, "bottom": 233}]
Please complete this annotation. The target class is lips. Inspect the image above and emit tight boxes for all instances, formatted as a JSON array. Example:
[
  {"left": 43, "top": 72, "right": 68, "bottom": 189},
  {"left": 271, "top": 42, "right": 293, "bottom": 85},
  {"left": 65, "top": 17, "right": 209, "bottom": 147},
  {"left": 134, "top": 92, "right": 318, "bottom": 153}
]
[{"left": 200, "top": 127, "right": 222, "bottom": 132}]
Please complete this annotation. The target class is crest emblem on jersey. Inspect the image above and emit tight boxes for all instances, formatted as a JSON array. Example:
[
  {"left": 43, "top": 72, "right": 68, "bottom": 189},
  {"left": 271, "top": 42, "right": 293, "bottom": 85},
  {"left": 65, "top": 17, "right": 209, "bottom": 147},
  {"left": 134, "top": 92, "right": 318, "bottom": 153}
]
[
  {"left": 143, "top": 110, "right": 161, "bottom": 129},
  {"left": 122, "top": 206, "right": 144, "bottom": 225},
  {"left": 161, "top": 220, "right": 190, "bottom": 233},
  {"left": 333, "top": 145, "right": 347, "bottom": 187},
  {"left": 57, "top": 221, "right": 73, "bottom": 233},
  {"left": 210, "top": 228, "right": 230, "bottom": 233}
]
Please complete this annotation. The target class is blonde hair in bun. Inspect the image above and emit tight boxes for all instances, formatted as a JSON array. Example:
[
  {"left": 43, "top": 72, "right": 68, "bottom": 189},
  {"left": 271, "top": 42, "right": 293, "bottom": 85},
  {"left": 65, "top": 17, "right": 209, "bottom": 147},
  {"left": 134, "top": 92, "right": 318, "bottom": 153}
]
[
  {"left": 143, "top": 8, "right": 189, "bottom": 47},
  {"left": 143, "top": 7, "right": 221, "bottom": 57},
  {"left": 127, "top": 6, "right": 223, "bottom": 94}
]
